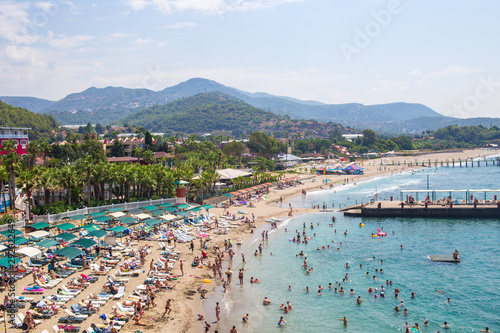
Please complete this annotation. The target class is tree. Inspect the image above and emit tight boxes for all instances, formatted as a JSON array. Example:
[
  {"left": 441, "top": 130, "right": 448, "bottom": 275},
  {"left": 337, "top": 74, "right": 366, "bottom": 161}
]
[
  {"left": 145, "top": 131, "right": 153, "bottom": 148},
  {"left": 222, "top": 141, "right": 246, "bottom": 168},
  {"left": 79, "top": 156, "right": 95, "bottom": 206},
  {"left": 110, "top": 140, "right": 125, "bottom": 157},
  {"left": 95, "top": 123, "right": 105, "bottom": 135},
  {"left": 26, "top": 141, "right": 40, "bottom": 169},
  {"left": 247, "top": 132, "right": 279, "bottom": 159},
  {"left": 39, "top": 141, "right": 52, "bottom": 166},
  {"left": 1, "top": 140, "right": 19, "bottom": 210},
  {"left": 362, "top": 129, "right": 377, "bottom": 147}
]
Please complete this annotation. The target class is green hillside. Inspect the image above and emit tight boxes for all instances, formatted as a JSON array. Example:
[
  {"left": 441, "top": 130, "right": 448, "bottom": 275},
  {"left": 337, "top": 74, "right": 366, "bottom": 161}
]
[
  {"left": 123, "top": 92, "right": 284, "bottom": 135},
  {"left": 0, "top": 99, "right": 59, "bottom": 140}
]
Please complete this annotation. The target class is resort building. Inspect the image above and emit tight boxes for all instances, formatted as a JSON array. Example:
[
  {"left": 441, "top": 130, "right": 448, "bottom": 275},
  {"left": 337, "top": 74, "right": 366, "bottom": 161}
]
[{"left": 0, "top": 126, "right": 30, "bottom": 156}]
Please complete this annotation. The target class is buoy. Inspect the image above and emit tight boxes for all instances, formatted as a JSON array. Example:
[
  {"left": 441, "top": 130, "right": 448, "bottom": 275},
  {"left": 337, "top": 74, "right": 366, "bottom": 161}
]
[{"left": 203, "top": 279, "right": 212, "bottom": 283}]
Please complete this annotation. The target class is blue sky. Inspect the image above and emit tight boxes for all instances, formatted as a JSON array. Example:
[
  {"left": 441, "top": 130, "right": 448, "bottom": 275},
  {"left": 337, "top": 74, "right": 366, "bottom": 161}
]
[{"left": 0, "top": 0, "right": 499, "bottom": 118}]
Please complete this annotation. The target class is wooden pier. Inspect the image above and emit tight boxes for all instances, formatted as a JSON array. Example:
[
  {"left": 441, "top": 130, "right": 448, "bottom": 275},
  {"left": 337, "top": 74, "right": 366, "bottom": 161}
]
[
  {"left": 342, "top": 201, "right": 500, "bottom": 218},
  {"left": 380, "top": 156, "right": 500, "bottom": 168}
]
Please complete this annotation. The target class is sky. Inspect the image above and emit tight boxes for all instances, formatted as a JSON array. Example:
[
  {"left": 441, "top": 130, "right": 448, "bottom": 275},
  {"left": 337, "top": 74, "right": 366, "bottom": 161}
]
[{"left": 0, "top": 0, "right": 499, "bottom": 118}]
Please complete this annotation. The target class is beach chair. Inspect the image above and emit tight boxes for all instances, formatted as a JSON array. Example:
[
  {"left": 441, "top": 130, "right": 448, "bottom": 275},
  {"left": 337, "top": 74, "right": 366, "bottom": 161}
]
[
  {"left": 36, "top": 279, "right": 57, "bottom": 289},
  {"left": 62, "top": 285, "right": 81, "bottom": 295},
  {"left": 18, "top": 312, "right": 42, "bottom": 326},
  {"left": 64, "top": 308, "right": 88, "bottom": 320},
  {"left": 115, "top": 302, "right": 134, "bottom": 313},
  {"left": 113, "top": 286, "right": 125, "bottom": 300},
  {"left": 54, "top": 324, "right": 81, "bottom": 332},
  {"left": 109, "top": 275, "right": 128, "bottom": 285},
  {"left": 23, "top": 286, "right": 45, "bottom": 294},
  {"left": 12, "top": 314, "right": 23, "bottom": 328}
]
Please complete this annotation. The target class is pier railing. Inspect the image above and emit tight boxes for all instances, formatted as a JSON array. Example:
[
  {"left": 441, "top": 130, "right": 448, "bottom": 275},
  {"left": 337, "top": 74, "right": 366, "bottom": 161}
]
[{"left": 380, "top": 156, "right": 500, "bottom": 168}]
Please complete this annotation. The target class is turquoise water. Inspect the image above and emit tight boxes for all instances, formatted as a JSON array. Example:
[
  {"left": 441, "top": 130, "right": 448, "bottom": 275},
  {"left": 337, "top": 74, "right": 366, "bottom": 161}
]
[{"left": 213, "top": 166, "right": 500, "bottom": 332}]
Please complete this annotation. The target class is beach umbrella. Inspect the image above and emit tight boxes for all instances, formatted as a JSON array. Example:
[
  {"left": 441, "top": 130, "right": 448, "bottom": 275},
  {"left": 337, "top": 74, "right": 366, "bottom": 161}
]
[
  {"left": 51, "top": 222, "right": 77, "bottom": 232},
  {"left": 35, "top": 239, "right": 58, "bottom": 248},
  {"left": 53, "top": 247, "right": 83, "bottom": 259},
  {"left": 55, "top": 233, "right": 78, "bottom": 242},
  {"left": 0, "top": 257, "right": 21, "bottom": 268},
  {"left": 87, "top": 230, "right": 108, "bottom": 239},
  {"left": 174, "top": 180, "right": 189, "bottom": 185},
  {"left": 17, "top": 246, "right": 42, "bottom": 258}
]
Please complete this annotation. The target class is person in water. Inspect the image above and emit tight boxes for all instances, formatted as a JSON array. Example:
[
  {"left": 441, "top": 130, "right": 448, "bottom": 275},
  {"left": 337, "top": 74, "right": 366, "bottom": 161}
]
[
  {"left": 337, "top": 316, "right": 348, "bottom": 325},
  {"left": 278, "top": 317, "right": 287, "bottom": 326}
]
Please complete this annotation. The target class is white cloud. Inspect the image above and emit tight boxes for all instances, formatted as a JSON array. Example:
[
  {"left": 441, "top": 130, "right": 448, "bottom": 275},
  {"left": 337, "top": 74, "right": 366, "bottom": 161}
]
[
  {"left": 46, "top": 32, "right": 94, "bottom": 49},
  {"left": 34, "top": 2, "right": 57, "bottom": 13},
  {"left": 124, "top": 0, "right": 304, "bottom": 14},
  {"left": 0, "top": 1, "right": 39, "bottom": 44},
  {"left": 124, "top": 0, "right": 150, "bottom": 11},
  {"left": 164, "top": 22, "right": 198, "bottom": 28},
  {"left": 3, "top": 45, "right": 45, "bottom": 66},
  {"left": 110, "top": 32, "right": 135, "bottom": 38},
  {"left": 429, "top": 66, "right": 479, "bottom": 79},
  {"left": 135, "top": 38, "right": 154, "bottom": 45}
]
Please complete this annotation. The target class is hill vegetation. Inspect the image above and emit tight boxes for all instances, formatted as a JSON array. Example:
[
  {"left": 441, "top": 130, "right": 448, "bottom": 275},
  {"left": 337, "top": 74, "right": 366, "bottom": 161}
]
[{"left": 0, "top": 100, "right": 59, "bottom": 140}]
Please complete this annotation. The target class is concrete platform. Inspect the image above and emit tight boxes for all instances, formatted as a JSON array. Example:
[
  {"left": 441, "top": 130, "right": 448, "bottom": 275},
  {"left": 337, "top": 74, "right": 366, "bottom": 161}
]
[{"left": 430, "top": 255, "right": 460, "bottom": 262}]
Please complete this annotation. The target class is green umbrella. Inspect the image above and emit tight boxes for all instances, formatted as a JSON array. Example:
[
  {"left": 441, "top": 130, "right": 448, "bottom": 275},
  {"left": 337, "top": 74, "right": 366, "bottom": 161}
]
[
  {"left": 35, "top": 239, "right": 59, "bottom": 248},
  {"left": 0, "top": 257, "right": 21, "bottom": 268},
  {"left": 55, "top": 233, "right": 77, "bottom": 242},
  {"left": 28, "top": 222, "right": 50, "bottom": 230},
  {"left": 54, "top": 247, "right": 83, "bottom": 259},
  {"left": 52, "top": 222, "right": 76, "bottom": 231},
  {"left": 87, "top": 230, "right": 108, "bottom": 238},
  {"left": 70, "top": 238, "right": 97, "bottom": 249}
]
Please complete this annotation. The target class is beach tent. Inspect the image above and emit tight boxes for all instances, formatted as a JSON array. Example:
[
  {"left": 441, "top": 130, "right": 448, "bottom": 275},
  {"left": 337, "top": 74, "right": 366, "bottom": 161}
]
[
  {"left": 27, "top": 222, "right": 50, "bottom": 230},
  {"left": 93, "top": 216, "right": 111, "bottom": 223},
  {"left": 80, "top": 225, "right": 100, "bottom": 232},
  {"left": 159, "top": 214, "right": 177, "bottom": 221},
  {"left": 134, "top": 213, "right": 151, "bottom": 220},
  {"left": 109, "top": 211, "right": 126, "bottom": 219},
  {"left": 0, "top": 229, "right": 22, "bottom": 238},
  {"left": 89, "top": 212, "right": 107, "bottom": 218},
  {"left": 54, "top": 247, "right": 83, "bottom": 259},
  {"left": 35, "top": 239, "right": 58, "bottom": 248},
  {"left": 0, "top": 256, "right": 21, "bottom": 268},
  {"left": 70, "top": 238, "right": 97, "bottom": 249},
  {"left": 149, "top": 209, "right": 164, "bottom": 217},
  {"left": 52, "top": 223, "right": 76, "bottom": 232},
  {"left": 5, "top": 237, "right": 29, "bottom": 246},
  {"left": 68, "top": 214, "right": 88, "bottom": 221},
  {"left": 17, "top": 246, "right": 42, "bottom": 258},
  {"left": 87, "top": 230, "right": 108, "bottom": 238},
  {"left": 144, "top": 219, "right": 162, "bottom": 227},
  {"left": 55, "top": 233, "right": 77, "bottom": 242},
  {"left": 26, "top": 230, "right": 51, "bottom": 240},
  {"left": 118, "top": 217, "right": 137, "bottom": 224}
]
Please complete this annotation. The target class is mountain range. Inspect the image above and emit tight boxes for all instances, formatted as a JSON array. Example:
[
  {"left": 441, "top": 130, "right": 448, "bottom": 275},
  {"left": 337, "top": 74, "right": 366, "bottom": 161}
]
[{"left": 2, "top": 78, "right": 500, "bottom": 133}]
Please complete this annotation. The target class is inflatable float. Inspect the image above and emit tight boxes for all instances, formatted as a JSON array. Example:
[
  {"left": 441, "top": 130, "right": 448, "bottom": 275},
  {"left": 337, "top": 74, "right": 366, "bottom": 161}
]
[{"left": 377, "top": 228, "right": 387, "bottom": 236}]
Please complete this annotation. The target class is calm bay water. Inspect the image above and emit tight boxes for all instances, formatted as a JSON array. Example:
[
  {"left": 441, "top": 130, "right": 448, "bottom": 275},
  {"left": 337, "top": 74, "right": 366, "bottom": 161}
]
[{"left": 212, "top": 165, "right": 500, "bottom": 332}]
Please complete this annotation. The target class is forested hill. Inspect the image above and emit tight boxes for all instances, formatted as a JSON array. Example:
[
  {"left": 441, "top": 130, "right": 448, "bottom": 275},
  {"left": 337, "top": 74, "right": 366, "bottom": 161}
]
[
  {"left": 0, "top": 100, "right": 59, "bottom": 140},
  {"left": 123, "top": 92, "right": 284, "bottom": 135}
]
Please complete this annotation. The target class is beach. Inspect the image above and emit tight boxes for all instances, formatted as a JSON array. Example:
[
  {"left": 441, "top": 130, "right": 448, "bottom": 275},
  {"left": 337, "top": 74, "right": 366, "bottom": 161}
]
[{"left": 2, "top": 148, "right": 495, "bottom": 333}]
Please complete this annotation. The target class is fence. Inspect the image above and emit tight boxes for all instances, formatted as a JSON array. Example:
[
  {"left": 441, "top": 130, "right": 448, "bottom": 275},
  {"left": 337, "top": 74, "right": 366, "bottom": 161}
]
[
  {"left": 33, "top": 197, "right": 179, "bottom": 223},
  {"left": 0, "top": 220, "right": 25, "bottom": 232}
]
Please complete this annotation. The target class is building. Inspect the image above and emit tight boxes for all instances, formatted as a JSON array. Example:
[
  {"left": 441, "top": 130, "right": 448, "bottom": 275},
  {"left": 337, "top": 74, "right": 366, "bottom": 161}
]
[
  {"left": 0, "top": 126, "right": 30, "bottom": 156},
  {"left": 342, "top": 134, "right": 363, "bottom": 142},
  {"left": 82, "top": 123, "right": 97, "bottom": 140}
]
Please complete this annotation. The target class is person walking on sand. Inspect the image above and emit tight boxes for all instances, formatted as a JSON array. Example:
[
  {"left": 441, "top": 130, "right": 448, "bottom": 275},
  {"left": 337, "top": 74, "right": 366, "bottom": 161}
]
[
  {"left": 215, "top": 302, "right": 221, "bottom": 321},
  {"left": 225, "top": 268, "right": 233, "bottom": 284},
  {"left": 148, "top": 259, "right": 154, "bottom": 275},
  {"left": 161, "top": 299, "right": 172, "bottom": 318},
  {"left": 180, "top": 260, "right": 184, "bottom": 276},
  {"left": 190, "top": 240, "right": 194, "bottom": 254}
]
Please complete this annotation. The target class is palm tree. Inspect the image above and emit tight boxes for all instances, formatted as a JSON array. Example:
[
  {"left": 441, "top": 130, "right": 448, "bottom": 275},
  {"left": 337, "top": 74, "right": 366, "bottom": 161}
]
[
  {"left": 35, "top": 168, "right": 56, "bottom": 209},
  {"left": 16, "top": 166, "right": 37, "bottom": 214},
  {"left": 79, "top": 156, "right": 95, "bottom": 206},
  {"left": 0, "top": 166, "right": 8, "bottom": 212},
  {"left": 2, "top": 139, "right": 20, "bottom": 210},
  {"left": 39, "top": 141, "right": 52, "bottom": 166},
  {"left": 26, "top": 141, "right": 40, "bottom": 169},
  {"left": 58, "top": 164, "right": 83, "bottom": 207}
]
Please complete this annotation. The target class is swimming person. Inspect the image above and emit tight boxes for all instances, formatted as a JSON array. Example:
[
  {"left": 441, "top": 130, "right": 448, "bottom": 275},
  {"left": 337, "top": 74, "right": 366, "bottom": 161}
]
[
  {"left": 337, "top": 316, "right": 348, "bottom": 325},
  {"left": 263, "top": 297, "right": 272, "bottom": 305}
]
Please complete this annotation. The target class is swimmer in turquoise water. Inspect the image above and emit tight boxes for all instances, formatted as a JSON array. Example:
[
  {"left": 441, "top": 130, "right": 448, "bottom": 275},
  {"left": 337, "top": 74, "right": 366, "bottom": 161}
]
[
  {"left": 442, "top": 321, "right": 451, "bottom": 329},
  {"left": 337, "top": 316, "right": 348, "bottom": 325},
  {"left": 278, "top": 316, "right": 287, "bottom": 326},
  {"left": 356, "top": 296, "right": 363, "bottom": 304}
]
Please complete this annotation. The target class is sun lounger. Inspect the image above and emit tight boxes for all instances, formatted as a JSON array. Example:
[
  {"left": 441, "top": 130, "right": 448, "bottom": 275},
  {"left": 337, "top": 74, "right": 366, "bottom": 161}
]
[
  {"left": 18, "top": 312, "right": 42, "bottom": 325},
  {"left": 115, "top": 302, "right": 134, "bottom": 313},
  {"left": 62, "top": 285, "right": 81, "bottom": 295},
  {"left": 113, "top": 286, "right": 125, "bottom": 300},
  {"left": 54, "top": 324, "right": 81, "bottom": 332},
  {"left": 23, "top": 286, "right": 45, "bottom": 294}
]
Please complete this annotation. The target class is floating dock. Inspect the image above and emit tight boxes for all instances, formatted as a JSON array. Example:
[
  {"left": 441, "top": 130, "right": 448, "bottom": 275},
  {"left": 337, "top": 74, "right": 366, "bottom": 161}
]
[
  {"left": 430, "top": 255, "right": 460, "bottom": 263},
  {"left": 342, "top": 201, "right": 500, "bottom": 218}
]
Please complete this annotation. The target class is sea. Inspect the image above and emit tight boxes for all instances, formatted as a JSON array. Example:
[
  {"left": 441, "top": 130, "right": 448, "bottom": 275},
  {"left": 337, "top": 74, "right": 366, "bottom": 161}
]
[{"left": 207, "top": 162, "right": 500, "bottom": 333}]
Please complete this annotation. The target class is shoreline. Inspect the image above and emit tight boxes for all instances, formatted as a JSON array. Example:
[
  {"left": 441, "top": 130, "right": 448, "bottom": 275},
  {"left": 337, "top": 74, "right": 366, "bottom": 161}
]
[{"left": 183, "top": 148, "right": 494, "bottom": 332}]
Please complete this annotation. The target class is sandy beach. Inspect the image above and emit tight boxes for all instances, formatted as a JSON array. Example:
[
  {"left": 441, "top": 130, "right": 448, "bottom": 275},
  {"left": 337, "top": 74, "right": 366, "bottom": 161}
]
[{"left": 2, "top": 148, "right": 494, "bottom": 333}]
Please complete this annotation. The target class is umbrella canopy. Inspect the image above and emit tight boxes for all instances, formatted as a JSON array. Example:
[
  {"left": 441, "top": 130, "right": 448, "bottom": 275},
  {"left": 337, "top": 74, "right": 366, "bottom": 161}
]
[
  {"left": 222, "top": 193, "right": 233, "bottom": 197},
  {"left": 93, "top": 216, "right": 111, "bottom": 223},
  {"left": 108, "top": 226, "right": 128, "bottom": 234},
  {"left": 35, "top": 239, "right": 58, "bottom": 248},
  {"left": 176, "top": 211, "right": 191, "bottom": 217},
  {"left": 17, "top": 246, "right": 42, "bottom": 257},
  {"left": 52, "top": 222, "right": 76, "bottom": 231},
  {"left": 201, "top": 204, "right": 215, "bottom": 210},
  {"left": 55, "top": 233, "right": 77, "bottom": 242},
  {"left": 174, "top": 180, "right": 189, "bottom": 185},
  {"left": 144, "top": 219, "right": 162, "bottom": 227},
  {"left": 118, "top": 217, "right": 137, "bottom": 224},
  {"left": 80, "top": 225, "right": 100, "bottom": 232},
  {"left": 68, "top": 214, "right": 88, "bottom": 221},
  {"left": 89, "top": 212, "right": 107, "bottom": 218},
  {"left": 109, "top": 211, "right": 126, "bottom": 218},
  {"left": 188, "top": 207, "right": 203, "bottom": 212},
  {"left": 54, "top": 247, "right": 83, "bottom": 259},
  {"left": 87, "top": 230, "right": 108, "bottom": 238},
  {"left": 0, "top": 229, "right": 22, "bottom": 238},
  {"left": 26, "top": 230, "right": 51, "bottom": 239},
  {"left": 158, "top": 203, "right": 173, "bottom": 208},
  {"left": 159, "top": 214, "right": 177, "bottom": 221},
  {"left": 176, "top": 204, "right": 190, "bottom": 209},
  {"left": 70, "top": 238, "right": 97, "bottom": 249},
  {"left": 163, "top": 207, "right": 177, "bottom": 213},
  {"left": 0, "top": 245, "right": 7, "bottom": 252},
  {"left": 343, "top": 164, "right": 364, "bottom": 170},
  {"left": 0, "top": 256, "right": 21, "bottom": 268},
  {"left": 28, "top": 222, "right": 50, "bottom": 230}
]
